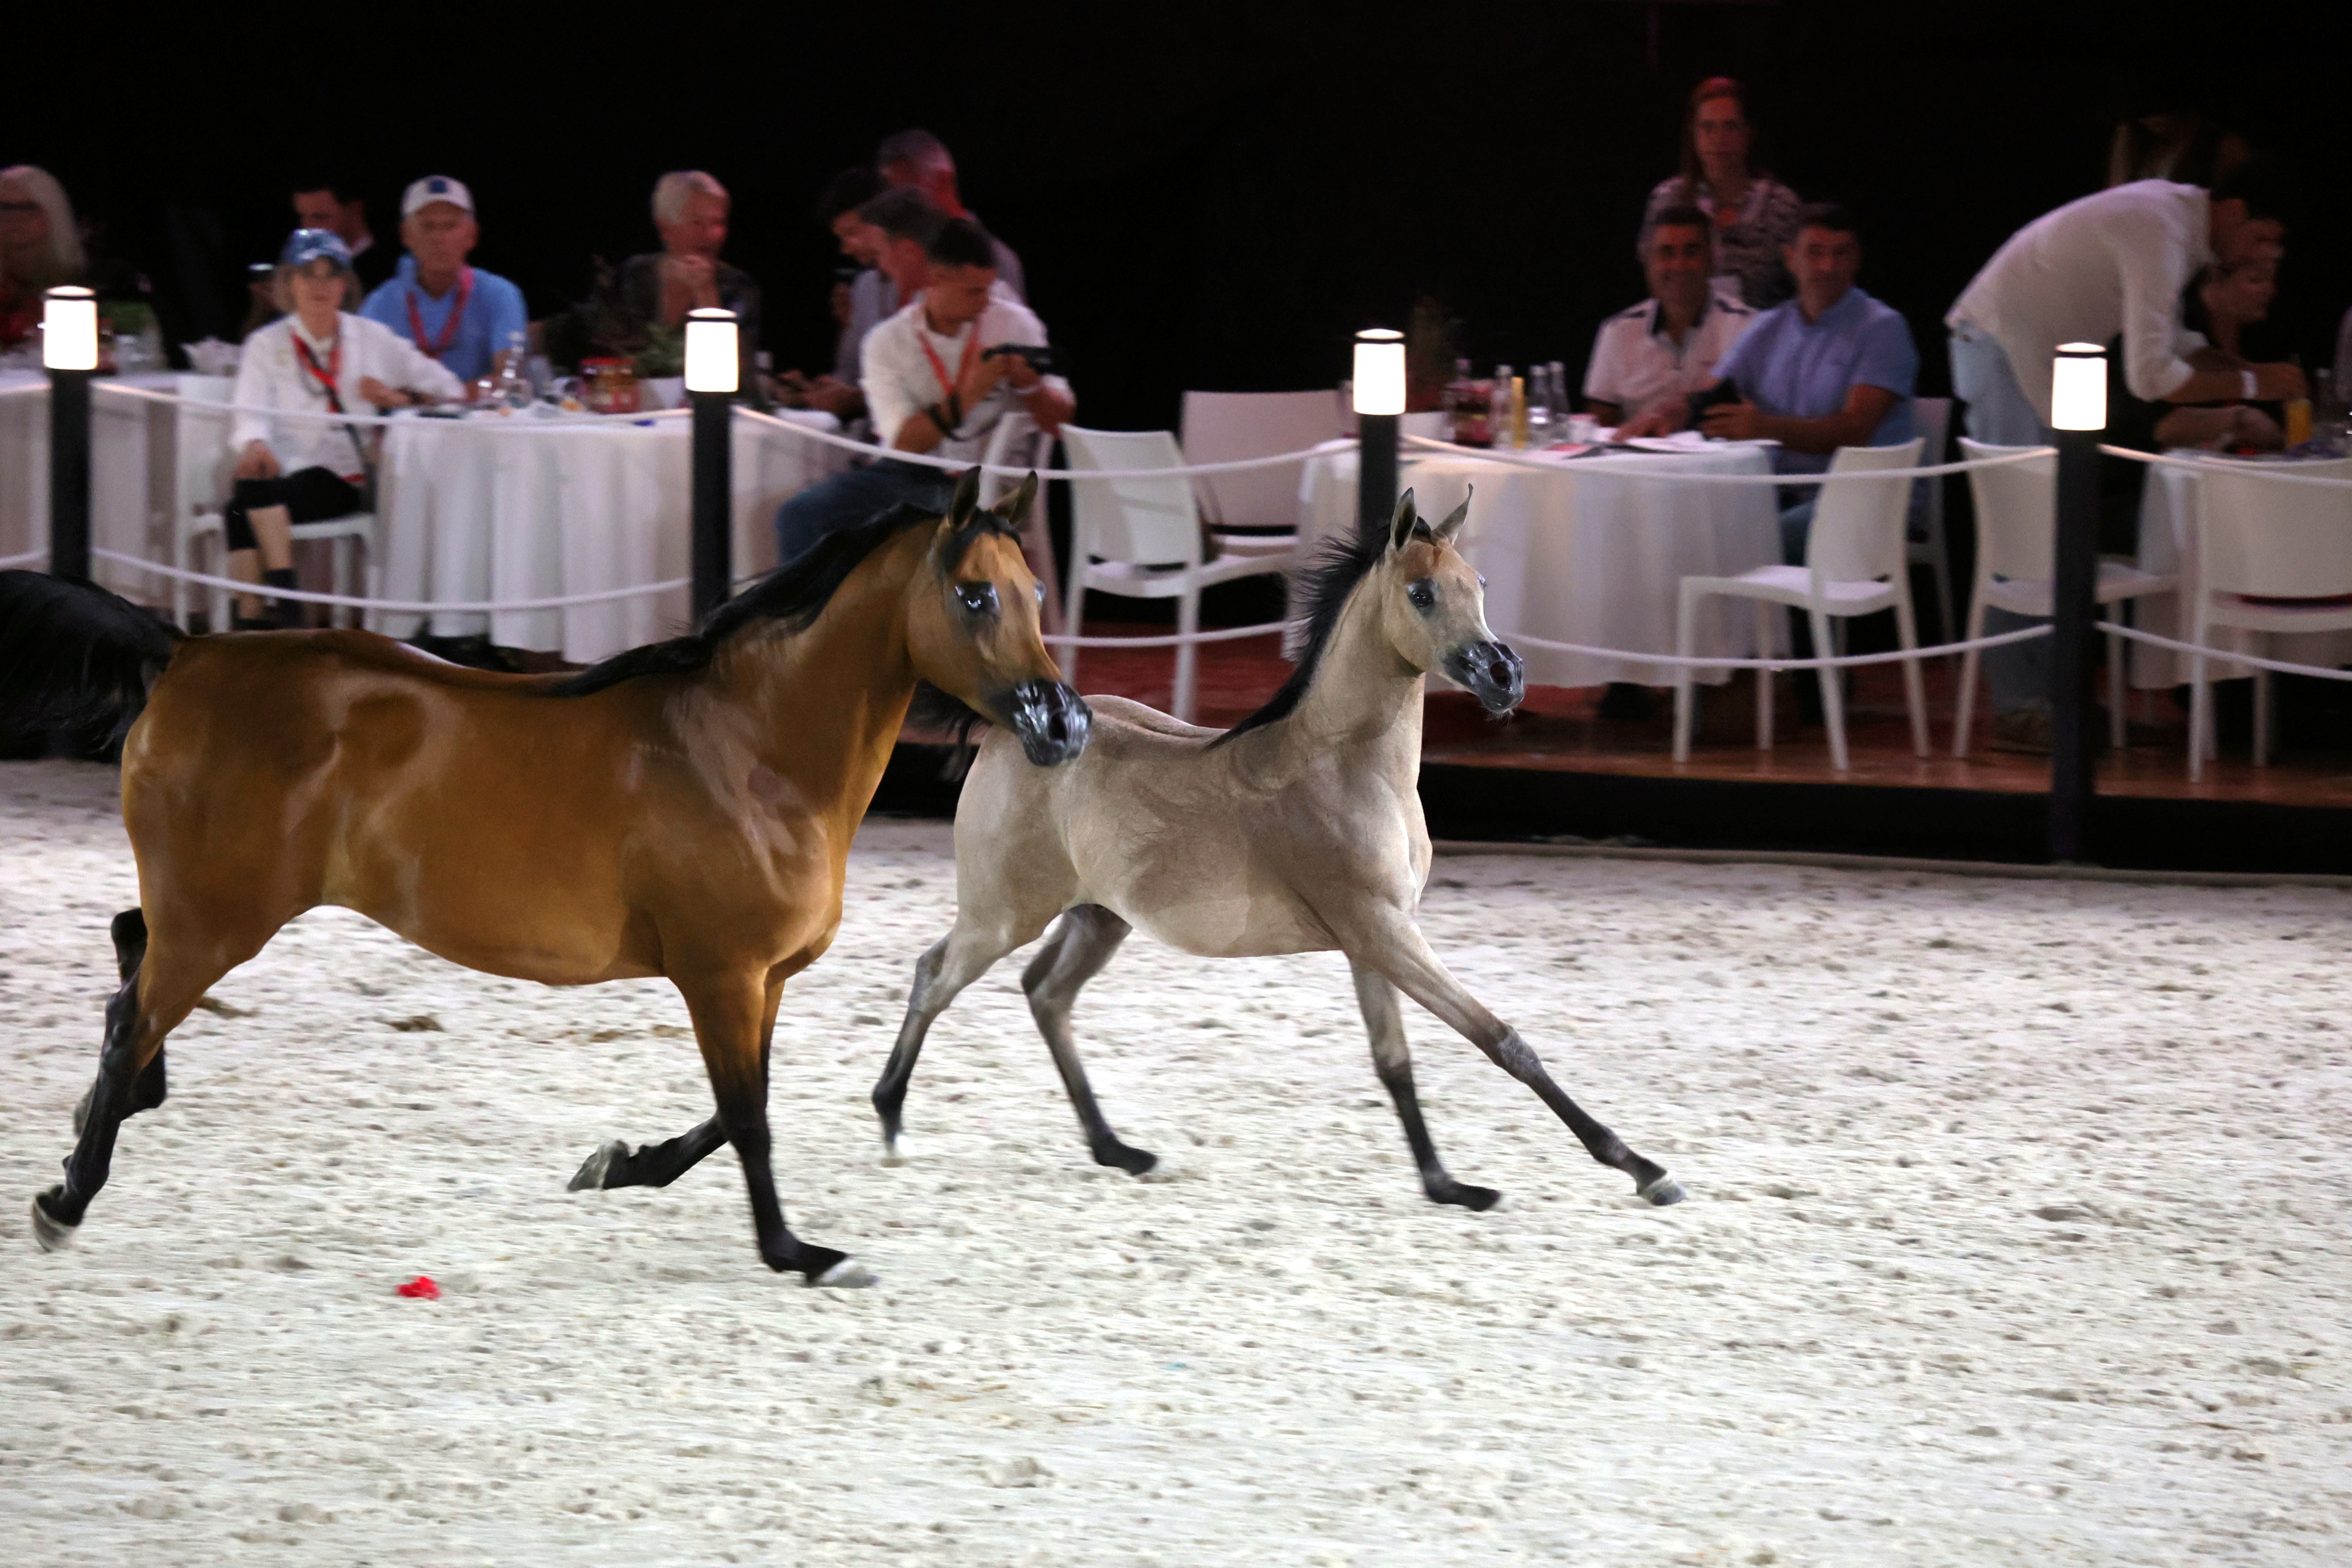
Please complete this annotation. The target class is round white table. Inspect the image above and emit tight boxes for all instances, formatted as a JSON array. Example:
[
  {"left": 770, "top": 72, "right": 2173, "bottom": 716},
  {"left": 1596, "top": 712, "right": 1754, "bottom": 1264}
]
[
  {"left": 376, "top": 408, "right": 854, "bottom": 662},
  {"left": 2130, "top": 452, "right": 2352, "bottom": 687},
  {"left": 1298, "top": 439, "right": 1785, "bottom": 687}
]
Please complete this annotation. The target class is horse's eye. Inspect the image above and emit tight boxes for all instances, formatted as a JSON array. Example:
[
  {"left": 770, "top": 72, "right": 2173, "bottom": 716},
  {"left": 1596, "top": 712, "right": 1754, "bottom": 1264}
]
[
  {"left": 1476, "top": 573, "right": 1487, "bottom": 588},
  {"left": 1406, "top": 580, "right": 1437, "bottom": 611},
  {"left": 1034, "top": 581, "right": 1046, "bottom": 607},
  {"left": 956, "top": 583, "right": 1000, "bottom": 615}
]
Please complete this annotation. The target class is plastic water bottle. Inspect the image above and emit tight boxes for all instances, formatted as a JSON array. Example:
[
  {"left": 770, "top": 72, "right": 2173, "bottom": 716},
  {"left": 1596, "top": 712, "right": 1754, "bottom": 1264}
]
[
  {"left": 1493, "top": 365, "right": 1516, "bottom": 449},
  {"left": 493, "top": 329, "right": 533, "bottom": 410}
]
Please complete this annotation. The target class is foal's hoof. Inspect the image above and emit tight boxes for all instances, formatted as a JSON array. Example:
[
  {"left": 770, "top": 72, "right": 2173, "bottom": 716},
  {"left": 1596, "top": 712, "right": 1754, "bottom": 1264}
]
[
  {"left": 1092, "top": 1141, "right": 1159, "bottom": 1179},
  {"left": 30, "top": 1188, "right": 77, "bottom": 1253},
  {"left": 798, "top": 1250, "right": 877, "bottom": 1288},
  {"left": 1431, "top": 1180, "right": 1503, "bottom": 1212},
  {"left": 567, "top": 1139, "right": 627, "bottom": 1192},
  {"left": 877, "top": 1133, "right": 912, "bottom": 1168},
  {"left": 1638, "top": 1173, "right": 1687, "bottom": 1206}
]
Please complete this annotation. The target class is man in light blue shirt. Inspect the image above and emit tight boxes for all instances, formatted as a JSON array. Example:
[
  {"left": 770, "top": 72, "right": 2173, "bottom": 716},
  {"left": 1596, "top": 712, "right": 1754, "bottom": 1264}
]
[{"left": 359, "top": 176, "right": 527, "bottom": 386}]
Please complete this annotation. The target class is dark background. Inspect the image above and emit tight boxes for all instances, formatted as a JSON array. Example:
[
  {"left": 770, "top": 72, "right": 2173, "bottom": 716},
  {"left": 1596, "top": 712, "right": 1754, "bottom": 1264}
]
[{"left": 9, "top": 0, "right": 2349, "bottom": 432}]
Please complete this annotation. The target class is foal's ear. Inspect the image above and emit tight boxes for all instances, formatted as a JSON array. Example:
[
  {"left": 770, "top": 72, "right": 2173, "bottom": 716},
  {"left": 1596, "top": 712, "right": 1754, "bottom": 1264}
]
[
  {"left": 992, "top": 471, "right": 1039, "bottom": 526},
  {"left": 947, "top": 466, "right": 983, "bottom": 526},
  {"left": 1432, "top": 488, "right": 1472, "bottom": 545},
  {"left": 1387, "top": 488, "right": 1420, "bottom": 553}
]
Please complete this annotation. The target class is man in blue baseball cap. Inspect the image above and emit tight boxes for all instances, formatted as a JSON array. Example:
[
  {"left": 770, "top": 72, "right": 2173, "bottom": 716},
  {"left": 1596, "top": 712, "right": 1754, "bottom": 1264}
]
[{"left": 358, "top": 176, "right": 528, "bottom": 386}]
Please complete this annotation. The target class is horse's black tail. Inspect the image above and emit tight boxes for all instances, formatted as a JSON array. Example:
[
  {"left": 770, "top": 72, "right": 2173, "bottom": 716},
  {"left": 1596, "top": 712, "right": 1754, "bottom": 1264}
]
[{"left": 0, "top": 570, "right": 186, "bottom": 756}]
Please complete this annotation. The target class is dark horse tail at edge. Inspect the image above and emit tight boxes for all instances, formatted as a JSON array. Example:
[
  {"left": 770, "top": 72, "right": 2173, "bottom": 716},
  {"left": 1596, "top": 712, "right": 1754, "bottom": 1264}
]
[{"left": 0, "top": 570, "right": 186, "bottom": 758}]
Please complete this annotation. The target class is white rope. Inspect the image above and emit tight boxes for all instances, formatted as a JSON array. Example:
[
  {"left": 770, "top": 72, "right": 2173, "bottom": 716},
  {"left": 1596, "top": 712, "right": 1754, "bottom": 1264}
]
[
  {"left": 1495, "top": 622, "right": 2053, "bottom": 671},
  {"left": 2097, "top": 445, "right": 2352, "bottom": 487},
  {"left": 0, "top": 380, "right": 46, "bottom": 398},
  {"left": 91, "top": 550, "right": 686, "bottom": 612},
  {"left": 735, "top": 406, "right": 1349, "bottom": 479},
  {"left": 0, "top": 547, "right": 48, "bottom": 569},
  {"left": 1404, "top": 433, "right": 2056, "bottom": 484},
  {"left": 2097, "top": 619, "right": 2352, "bottom": 683},
  {"left": 88, "top": 379, "right": 692, "bottom": 429},
  {"left": 1041, "top": 621, "right": 1291, "bottom": 649}
]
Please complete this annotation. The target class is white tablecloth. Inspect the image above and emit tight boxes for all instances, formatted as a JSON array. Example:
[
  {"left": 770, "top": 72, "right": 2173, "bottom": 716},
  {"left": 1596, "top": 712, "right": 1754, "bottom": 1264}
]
[
  {"left": 2131, "top": 453, "right": 2352, "bottom": 687},
  {"left": 377, "top": 409, "right": 854, "bottom": 661},
  {"left": 0, "top": 371, "right": 179, "bottom": 603},
  {"left": 1299, "top": 440, "right": 1785, "bottom": 687}
]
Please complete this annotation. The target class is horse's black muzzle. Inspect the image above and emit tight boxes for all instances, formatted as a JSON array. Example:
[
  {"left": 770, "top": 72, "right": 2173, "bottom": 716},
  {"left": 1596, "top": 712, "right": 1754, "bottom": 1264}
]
[
  {"left": 1445, "top": 639, "right": 1526, "bottom": 715},
  {"left": 1001, "top": 678, "right": 1092, "bottom": 766}
]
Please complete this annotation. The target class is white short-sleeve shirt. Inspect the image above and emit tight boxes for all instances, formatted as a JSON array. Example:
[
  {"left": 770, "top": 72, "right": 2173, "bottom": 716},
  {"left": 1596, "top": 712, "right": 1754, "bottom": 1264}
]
[
  {"left": 860, "top": 294, "right": 1073, "bottom": 464},
  {"left": 1581, "top": 295, "right": 1754, "bottom": 418}
]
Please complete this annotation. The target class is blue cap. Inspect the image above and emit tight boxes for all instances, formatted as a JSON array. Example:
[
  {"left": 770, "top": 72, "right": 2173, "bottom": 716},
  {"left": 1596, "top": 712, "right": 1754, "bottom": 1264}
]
[{"left": 279, "top": 228, "right": 354, "bottom": 270}]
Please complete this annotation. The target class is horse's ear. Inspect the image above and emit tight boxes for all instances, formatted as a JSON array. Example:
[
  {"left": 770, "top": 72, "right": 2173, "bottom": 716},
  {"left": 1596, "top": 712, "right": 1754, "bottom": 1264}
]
[
  {"left": 947, "top": 466, "right": 982, "bottom": 526},
  {"left": 1433, "top": 488, "right": 1472, "bottom": 544},
  {"left": 1387, "top": 488, "right": 1418, "bottom": 553},
  {"left": 992, "top": 471, "right": 1039, "bottom": 528}
]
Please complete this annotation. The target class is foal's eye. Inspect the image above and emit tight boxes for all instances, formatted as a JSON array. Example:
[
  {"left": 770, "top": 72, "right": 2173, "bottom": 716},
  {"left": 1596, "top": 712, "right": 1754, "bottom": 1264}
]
[
  {"left": 956, "top": 583, "right": 1000, "bottom": 615},
  {"left": 1406, "top": 580, "right": 1438, "bottom": 611}
]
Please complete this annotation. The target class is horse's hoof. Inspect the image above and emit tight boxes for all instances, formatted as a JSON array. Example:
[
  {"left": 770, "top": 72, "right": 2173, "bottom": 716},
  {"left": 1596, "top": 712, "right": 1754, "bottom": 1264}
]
[
  {"left": 567, "top": 1140, "right": 626, "bottom": 1191},
  {"left": 1639, "top": 1173, "right": 1687, "bottom": 1207},
  {"left": 1434, "top": 1181, "right": 1503, "bottom": 1212},
  {"left": 877, "top": 1134, "right": 911, "bottom": 1168},
  {"left": 809, "top": 1257, "right": 878, "bottom": 1289},
  {"left": 72, "top": 1086, "right": 92, "bottom": 1138},
  {"left": 31, "top": 1188, "right": 77, "bottom": 1252},
  {"left": 1095, "top": 1142, "right": 1161, "bottom": 1179}
]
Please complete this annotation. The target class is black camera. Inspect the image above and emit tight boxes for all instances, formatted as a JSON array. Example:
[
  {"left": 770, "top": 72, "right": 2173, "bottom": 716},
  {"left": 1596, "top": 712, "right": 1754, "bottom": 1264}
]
[{"left": 983, "top": 342, "right": 1059, "bottom": 375}]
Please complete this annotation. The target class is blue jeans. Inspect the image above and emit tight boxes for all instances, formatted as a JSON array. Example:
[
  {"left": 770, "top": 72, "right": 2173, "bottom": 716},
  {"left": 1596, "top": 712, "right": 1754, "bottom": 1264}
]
[
  {"left": 1948, "top": 326, "right": 2057, "bottom": 714},
  {"left": 773, "top": 461, "right": 956, "bottom": 568}
]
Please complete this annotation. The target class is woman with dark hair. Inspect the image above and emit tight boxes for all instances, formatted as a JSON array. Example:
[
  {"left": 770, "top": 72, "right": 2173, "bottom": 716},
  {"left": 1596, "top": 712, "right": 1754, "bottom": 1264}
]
[{"left": 1639, "top": 77, "right": 1803, "bottom": 309}]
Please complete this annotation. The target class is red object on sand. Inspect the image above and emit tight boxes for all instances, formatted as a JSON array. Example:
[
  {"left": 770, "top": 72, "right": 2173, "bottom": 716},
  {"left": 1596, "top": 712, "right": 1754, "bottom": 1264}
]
[{"left": 395, "top": 1275, "right": 441, "bottom": 1300}]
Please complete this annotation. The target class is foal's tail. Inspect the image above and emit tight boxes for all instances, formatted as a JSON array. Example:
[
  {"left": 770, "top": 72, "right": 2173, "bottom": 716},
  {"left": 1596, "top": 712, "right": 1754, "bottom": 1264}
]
[{"left": 0, "top": 570, "right": 186, "bottom": 753}]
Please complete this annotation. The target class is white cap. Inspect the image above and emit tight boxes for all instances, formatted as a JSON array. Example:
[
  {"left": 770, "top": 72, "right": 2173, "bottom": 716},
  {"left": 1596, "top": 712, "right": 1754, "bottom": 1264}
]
[{"left": 401, "top": 175, "right": 475, "bottom": 218}]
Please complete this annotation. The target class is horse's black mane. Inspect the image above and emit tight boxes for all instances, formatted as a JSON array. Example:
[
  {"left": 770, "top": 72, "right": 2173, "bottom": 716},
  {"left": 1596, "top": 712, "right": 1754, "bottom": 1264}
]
[
  {"left": 1210, "top": 514, "right": 1396, "bottom": 747},
  {"left": 545, "top": 497, "right": 1008, "bottom": 698}
]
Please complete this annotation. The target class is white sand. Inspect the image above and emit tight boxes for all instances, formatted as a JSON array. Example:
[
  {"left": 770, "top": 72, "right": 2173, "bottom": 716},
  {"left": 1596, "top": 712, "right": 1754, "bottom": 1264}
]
[{"left": 2, "top": 756, "right": 2348, "bottom": 1566}]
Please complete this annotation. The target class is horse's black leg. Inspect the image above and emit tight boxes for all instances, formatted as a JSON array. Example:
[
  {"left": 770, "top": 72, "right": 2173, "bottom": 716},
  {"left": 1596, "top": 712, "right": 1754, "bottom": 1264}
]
[
  {"left": 72, "top": 910, "right": 168, "bottom": 1137},
  {"left": 35, "top": 911, "right": 156, "bottom": 1250},
  {"left": 1351, "top": 962, "right": 1498, "bottom": 1211},
  {"left": 1021, "top": 905, "right": 1155, "bottom": 1176},
  {"left": 567, "top": 1117, "right": 728, "bottom": 1191},
  {"left": 872, "top": 922, "right": 1020, "bottom": 1162}
]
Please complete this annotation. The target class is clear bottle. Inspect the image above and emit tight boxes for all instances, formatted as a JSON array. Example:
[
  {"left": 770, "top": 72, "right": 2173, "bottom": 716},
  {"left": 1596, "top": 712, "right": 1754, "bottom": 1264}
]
[
  {"left": 1492, "top": 364, "right": 1515, "bottom": 449},
  {"left": 1524, "top": 363, "right": 1554, "bottom": 444},
  {"left": 492, "top": 329, "right": 533, "bottom": 410},
  {"left": 2314, "top": 368, "right": 2347, "bottom": 456}
]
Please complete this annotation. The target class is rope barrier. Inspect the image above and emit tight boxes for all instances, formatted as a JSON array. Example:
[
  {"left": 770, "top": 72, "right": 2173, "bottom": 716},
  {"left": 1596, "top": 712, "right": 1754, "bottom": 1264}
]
[
  {"left": 1041, "top": 621, "right": 1291, "bottom": 649},
  {"left": 2097, "top": 445, "right": 2352, "bottom": 487},
  {"left": 1403, "top": 433, "right": 2057, "bottom": 484},
  {"left": 1493, "top": 622, "right": 2053, "bottom": 671},
  {"left": 2096, "top": 620, "right": 2352, "bottom": 683},
  {"left": 88, "top": 379, "right": 694, "bottom": 429},
  {"left": 90, "top": 550, "right": 687, "bottom": 613},
  {"left": 734, "top": 406, "right": 1349, "bottom": 479},
  {"left": 0, "top": 547, "right": 48, "bottom": 569}
]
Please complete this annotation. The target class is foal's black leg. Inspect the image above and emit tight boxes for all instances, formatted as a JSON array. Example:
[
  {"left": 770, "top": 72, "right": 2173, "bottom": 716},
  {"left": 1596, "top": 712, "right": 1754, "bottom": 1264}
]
[
  {"left": 1022, "top": 905, "right": 1156, "bottom": 1176},
  {"left": 1351, "top": 963, "right": 1498, "bottom": 1211},
  {"left": 34, "top": 910, "right": 157, "bottom": 1250},
  {"left": 872, "top": 922, "right": 1021, "bottom": 1161},
  {"left": 567, "top": 1117, "right": 729, "bottom": 1191}
]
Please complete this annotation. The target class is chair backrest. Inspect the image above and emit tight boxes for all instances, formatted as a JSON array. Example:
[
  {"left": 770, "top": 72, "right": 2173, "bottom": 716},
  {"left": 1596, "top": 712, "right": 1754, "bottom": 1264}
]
[
  {"left": 1957, "top": 436, "right": 2055, "bottom": 581},
  {"left": 1059, "top": 425, "right": 1203, "bottom": 566},
  {"left": 1914, "top": 395, "right": 1952, "bottom": 531},
  {"left": 976, "top": 411, "right": 1044, "bottom": 511},
  {"left": 1807, "top": 438, "right": 1925, "bottom": 584},
  {"left": 2199, "top": 458, "right": 2352, "bottom": 599},
  {"left": 1179, "top": 390, "right": 1343, "bottom": 529},
  {"left": 173, "top": 373, "right": 237, "bottom": 522}
]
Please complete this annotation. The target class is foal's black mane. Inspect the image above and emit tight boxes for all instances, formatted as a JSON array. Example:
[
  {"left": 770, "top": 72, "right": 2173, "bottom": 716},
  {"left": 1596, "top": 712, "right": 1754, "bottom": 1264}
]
[
  {"left": 1210, "top": 515, "right": 1396, "bottom": 747},
  {"left": 545, "top": 499, "right": 1010, "bottom": 698}
]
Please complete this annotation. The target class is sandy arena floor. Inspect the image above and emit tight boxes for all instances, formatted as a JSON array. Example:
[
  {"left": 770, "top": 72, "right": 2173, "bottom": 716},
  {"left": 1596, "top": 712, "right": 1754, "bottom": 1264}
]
[{"left": 2, "top": 758, "right": 2348, "bottom": 1566}]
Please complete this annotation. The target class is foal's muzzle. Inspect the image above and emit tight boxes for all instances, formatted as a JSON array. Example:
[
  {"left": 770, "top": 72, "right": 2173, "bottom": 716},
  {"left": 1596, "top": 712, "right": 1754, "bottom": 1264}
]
[
  {"left": 1445, "top": 639, "right": 1526, "bottom": 714},
  {"left": 1001, "top": 678, "right": 1092, "bottom": 766}
]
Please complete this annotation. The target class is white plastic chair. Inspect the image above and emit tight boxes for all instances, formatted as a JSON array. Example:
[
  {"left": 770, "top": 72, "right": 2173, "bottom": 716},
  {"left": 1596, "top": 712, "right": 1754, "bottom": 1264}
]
[
  {"left": 1059, "top": 424, "right": 1297, "bottom": 722},
  {"left": 1951, "top": 438, "right": 2175, "bottom": 757},
  {"left": 2187, "top": 457, "right": 2352, "bottom": 779},
  {"left": 977, "top": 411, "right": 1062, "bottom": 633},
  {"left": 1178, "top": 389, "right": 1342, "bottom": 563},
  {"left": 1905, "top": 396, "right": 1955, "bottom": 640},
  {"left": 1673, "top": 439, "right": 1928, "bottom": 771},
  {"left": 173, "top": 375, "right": 380, "bottom": 630}
]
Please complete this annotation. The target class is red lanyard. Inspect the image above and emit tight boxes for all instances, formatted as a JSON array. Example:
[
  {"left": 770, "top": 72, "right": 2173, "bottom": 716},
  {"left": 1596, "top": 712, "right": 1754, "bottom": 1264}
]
[
  {"left": 291, "top": 330, "right": 345, "bottom": 414},
  {"left": 916, "top": 319, "right": 981, "bottom": 412},
  {"left": 404, "top": 267, "right": 473, "bottom": 359}
]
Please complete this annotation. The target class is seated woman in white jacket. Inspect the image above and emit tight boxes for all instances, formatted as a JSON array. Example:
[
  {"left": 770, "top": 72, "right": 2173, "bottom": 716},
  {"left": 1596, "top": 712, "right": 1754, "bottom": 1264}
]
[{"left": 226, "top": 228, "right": 464, "bottom": 626}]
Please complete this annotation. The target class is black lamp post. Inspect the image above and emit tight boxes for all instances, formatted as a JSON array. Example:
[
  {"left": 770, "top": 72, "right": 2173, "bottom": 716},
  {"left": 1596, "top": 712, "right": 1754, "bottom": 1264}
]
[
  {"left": 2047, "top": 340, "right": 2108, "bottom": 863},
  {"left": 684, "top": 307, "right": 738, "bottom": 621},
  {"left": 44, "top": 286, "right": 99, "bottom": 582},
  {"left": 1354, "top": 328, "right": 1404, "bottom": 539}
]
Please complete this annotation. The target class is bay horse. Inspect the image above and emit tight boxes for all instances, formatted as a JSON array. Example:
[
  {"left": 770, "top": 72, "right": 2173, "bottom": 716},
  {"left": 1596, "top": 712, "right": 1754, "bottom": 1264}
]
[
  {"left": 2, "top": 469, "right": 1088, "bottom": 1285},
  {"left": 872, "top": 490, "right": 1685, "bottom": 1214}
]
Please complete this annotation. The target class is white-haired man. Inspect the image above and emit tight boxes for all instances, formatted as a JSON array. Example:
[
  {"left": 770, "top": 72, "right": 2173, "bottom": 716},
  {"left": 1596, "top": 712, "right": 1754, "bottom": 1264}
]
[
  {"left": 544, "top": 170, "right": 762, "bottom": 378},
  {"left": 358, "top": 176, "right": 528, "bottom": 385},
  {"left": 876, "top": 129, "right": 1025, "bottom": 300}
]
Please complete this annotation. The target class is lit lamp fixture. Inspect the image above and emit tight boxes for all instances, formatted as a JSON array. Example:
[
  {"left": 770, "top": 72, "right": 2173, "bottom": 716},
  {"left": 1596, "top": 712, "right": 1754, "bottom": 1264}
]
[
  {"left": 42, "top": 285, "right": 99, "bottom": 372},
  {"left": 1351, "top": 327, "right": 1406, "bottom": 416},
  {"left": 683, "top": 308, "right": 740, "bottom": 395},
  {"left": 2050, "top": 341, "right": 2106, "bottom": 432}
]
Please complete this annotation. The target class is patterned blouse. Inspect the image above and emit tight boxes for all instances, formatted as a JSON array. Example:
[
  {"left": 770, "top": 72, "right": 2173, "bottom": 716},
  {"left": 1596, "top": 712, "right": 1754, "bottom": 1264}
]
[{"left": 1640, "top": 175, "right": 1804, "bottom": 309}]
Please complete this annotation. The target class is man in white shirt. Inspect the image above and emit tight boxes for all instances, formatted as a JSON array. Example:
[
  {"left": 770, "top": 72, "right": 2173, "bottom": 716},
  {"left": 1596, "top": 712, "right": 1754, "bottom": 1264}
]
[
  {"left": 1946, "top": 161, "right": 2302, "bottom": 446},
  {"left": 226, "top": 229, "right": 464, "bottom": 626},
  {"left": 1583, "top": 205, "right": 1752, "bottom": 427},
  {"left": 774, "top": 218, "right": 1073, "bottom": 565}
]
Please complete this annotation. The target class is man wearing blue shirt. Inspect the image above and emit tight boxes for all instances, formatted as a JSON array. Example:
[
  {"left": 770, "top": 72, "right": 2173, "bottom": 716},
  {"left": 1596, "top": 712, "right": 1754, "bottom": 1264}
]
[
  {"left": 1631, "top": 202, "right": 1918, "bottom": 563},
  {"left": 359, "top": 176, "right": 527, "bottom": 386}
]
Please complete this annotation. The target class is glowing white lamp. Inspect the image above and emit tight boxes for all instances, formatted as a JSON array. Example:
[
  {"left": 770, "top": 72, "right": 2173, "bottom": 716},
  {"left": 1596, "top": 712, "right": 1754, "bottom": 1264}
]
[
  {"left": 683, "top": 307, "right": 740, "bottom": 394},
  {"left": 42, "top": 286, "right": 99, "bottom": 371},
  {"left": 2050, "top": 341, "right": 2106, "bottom": 433},
  {"left": 1352, "top": 328, "right": 1406, "bottom": 416}
]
